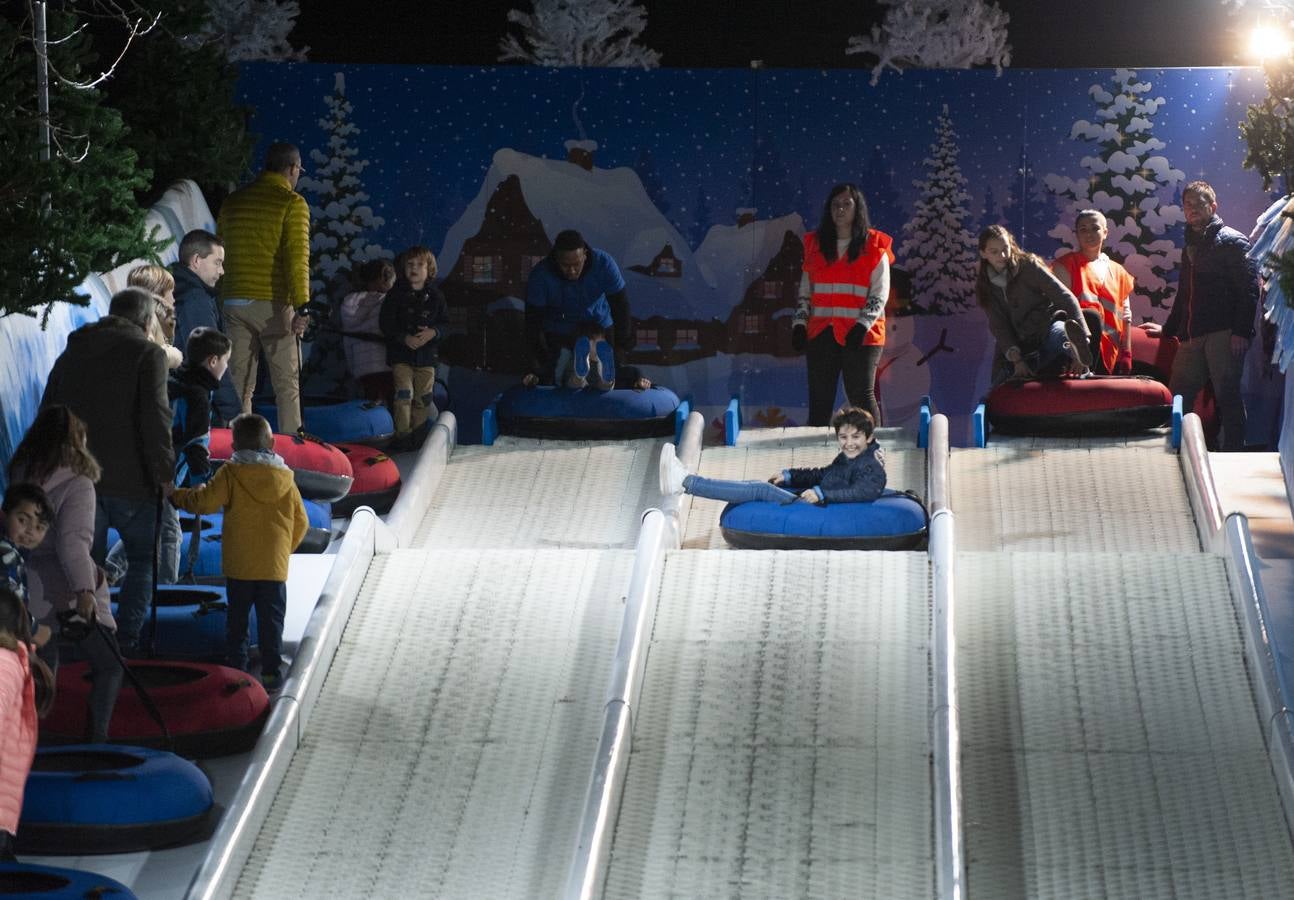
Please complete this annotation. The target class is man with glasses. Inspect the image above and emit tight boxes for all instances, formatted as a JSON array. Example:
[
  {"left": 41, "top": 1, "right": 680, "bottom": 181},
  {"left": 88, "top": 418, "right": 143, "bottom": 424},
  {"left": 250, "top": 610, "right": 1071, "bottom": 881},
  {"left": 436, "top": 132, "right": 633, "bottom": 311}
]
[
  {"left": 216, "top": 142, "right": 312, "bottom": 435},
  {"left": 1143, "top": 181, "right": 1258, "bottom": 450}
]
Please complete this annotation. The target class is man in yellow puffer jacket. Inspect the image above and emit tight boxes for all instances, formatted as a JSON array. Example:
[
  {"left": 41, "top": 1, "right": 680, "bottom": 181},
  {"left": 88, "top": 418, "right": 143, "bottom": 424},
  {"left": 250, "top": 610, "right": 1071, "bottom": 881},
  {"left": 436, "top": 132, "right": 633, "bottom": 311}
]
[{"left": 217, "top": 142, "right": 311, "bottom": 435}]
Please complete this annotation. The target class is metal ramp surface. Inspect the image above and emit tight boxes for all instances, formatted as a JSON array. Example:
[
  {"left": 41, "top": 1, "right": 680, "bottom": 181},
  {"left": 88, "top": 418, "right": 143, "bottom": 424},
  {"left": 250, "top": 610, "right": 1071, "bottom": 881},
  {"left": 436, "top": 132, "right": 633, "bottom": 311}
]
[
  {"left": 412, "top": 437, "right": 661, "bottom": 550},
  {"left": 951, "top": 441, "right": 1198, "bottom": 554},
  {"left": 601, "top": 549, "right": 935, "bottom": 899},
  {"left": 232, "top": 548, "right": 630, "bottom": 899},
  {"left": 681, "top": 426, "right": 925, "bottom": 550},
  {"left": 952, "top": 436, "right": 1294, "bottom": 898}
]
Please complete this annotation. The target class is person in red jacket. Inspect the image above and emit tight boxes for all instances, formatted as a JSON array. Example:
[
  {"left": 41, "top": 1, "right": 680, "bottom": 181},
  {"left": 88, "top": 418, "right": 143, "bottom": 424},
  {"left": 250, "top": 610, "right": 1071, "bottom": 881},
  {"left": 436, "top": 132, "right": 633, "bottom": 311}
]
[{"left": 792, "top": 184, "right": 893, "bottom": 426}]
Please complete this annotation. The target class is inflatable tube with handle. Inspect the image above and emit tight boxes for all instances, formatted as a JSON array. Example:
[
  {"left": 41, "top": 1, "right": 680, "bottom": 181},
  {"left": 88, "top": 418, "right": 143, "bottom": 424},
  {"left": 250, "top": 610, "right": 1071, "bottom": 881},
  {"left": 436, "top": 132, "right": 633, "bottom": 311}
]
[
  {"left": 208, "top": 428, "right": 353, "bottom": 502},
  {"left": 0, "top": 862, "right": 137, "bottom": 898},
  {"left": 17, "top": 745, "right": 213, "bottom": 855},
  {"left": 41, "top": 660, "right": 270, "bottom": 758},
  {"left": 497, "top": 384, "right": 680, "bottom": 440},
  {"left": 719, "top": 489, "right": 929, "bottom": 551},
  {"left": 985, "top": 376, "right": 1173, "bottom": 436}
]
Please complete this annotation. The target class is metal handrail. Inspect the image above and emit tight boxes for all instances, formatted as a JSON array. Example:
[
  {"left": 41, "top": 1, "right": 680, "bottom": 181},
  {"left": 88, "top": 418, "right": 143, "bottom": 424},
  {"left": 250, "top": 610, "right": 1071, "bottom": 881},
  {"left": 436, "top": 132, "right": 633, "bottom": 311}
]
[
  {"left": 1178, "top": 412, "right": 1224, "bottom": 548},
  {"left": 563, "top": 412, "right": 705, "bottom": 899}
]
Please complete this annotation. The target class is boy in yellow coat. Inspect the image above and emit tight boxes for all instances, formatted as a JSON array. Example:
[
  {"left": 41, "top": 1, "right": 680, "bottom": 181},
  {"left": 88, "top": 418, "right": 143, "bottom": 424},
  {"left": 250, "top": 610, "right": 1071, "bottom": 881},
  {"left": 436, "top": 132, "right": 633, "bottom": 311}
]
[{"left": 168, "top": 413, "right": 308, "bottom": 690}]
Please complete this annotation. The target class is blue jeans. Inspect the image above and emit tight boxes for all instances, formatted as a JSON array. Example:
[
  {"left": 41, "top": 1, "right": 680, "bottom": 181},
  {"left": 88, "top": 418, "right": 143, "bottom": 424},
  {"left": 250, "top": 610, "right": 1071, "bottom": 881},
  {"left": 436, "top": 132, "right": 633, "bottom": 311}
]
[
  {"left": 92, "top": 495, "right": 159, "bottom": 650},
  {"left": 993, "top": 321, "right": 1074, "bottom": 385},
  {"left": 157, "top": 504, "right": 181, "bottom": 584},
  {"left": 226, "top": 579, "right": 286, "bottom": 678},
  {"left": 683, "top": 474, "right": 798, "bottom": 505}
]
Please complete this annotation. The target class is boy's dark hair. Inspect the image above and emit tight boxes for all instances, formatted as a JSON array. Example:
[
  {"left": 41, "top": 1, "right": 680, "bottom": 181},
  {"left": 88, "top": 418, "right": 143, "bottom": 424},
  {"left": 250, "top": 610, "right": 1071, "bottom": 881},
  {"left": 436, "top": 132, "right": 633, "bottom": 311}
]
[
  {"left": 185, "top": 327, "right": 233, "bottom": 368},
  {"left": 2, "top": 482, "right": 53, "bottom": 525},
  {"left": 831, "top": 406, "right": 875, "bottom": 438},
  {"left": 357, "top": 258, "right": 395, "bottom": 286},
  {"left": 231, "top": 413, "right": 273, "bottom": 452},
  {"left": 178, "top": 229, "right": 223, "bottom": 264}
]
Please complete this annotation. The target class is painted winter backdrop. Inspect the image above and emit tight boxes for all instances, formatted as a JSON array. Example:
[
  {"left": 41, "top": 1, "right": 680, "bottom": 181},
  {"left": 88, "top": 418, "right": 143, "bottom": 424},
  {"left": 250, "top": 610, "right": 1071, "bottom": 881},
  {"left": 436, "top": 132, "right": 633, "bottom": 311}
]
[{"left": 1, "top": 63, "right": 1277, "bottom": 459}]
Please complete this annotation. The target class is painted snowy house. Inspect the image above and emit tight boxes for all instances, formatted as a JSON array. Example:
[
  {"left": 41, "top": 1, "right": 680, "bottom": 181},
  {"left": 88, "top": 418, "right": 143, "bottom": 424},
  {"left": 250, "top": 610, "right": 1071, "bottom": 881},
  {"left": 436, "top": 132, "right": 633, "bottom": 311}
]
[
  {"left": 628, "top": 243, "right": 683, "bottom": 278},
  {"left": 439, "top": 147, "right": 716, "bottom": 371},
  {"left": 723, "top": 229, "right": 805, "bottom": 356},
  {"left": 440, "top": 174, "right": 551, "bottom": 370},
  {"left": 565, "top": 139, "right": 598, "bottom": 171}
]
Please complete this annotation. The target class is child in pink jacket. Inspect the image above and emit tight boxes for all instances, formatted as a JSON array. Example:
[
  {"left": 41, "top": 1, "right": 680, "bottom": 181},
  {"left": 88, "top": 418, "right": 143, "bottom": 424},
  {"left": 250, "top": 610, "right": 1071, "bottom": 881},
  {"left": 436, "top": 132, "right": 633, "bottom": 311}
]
[{"left": 0, "top": 585, "right": 39, "bottom": 861}]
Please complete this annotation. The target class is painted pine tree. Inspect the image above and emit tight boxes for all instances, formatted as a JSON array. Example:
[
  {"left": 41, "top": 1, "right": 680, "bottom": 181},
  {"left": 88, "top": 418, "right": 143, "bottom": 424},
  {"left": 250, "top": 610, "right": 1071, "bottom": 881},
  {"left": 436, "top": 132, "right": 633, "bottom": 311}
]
[
  {"left": 1044, "top": 68, "right": 1185, "bottom": 315},
  {"left": 297, "top": 72, "right": 390, "bottom": 396},
  {"left": 298, "top": 72, "right": 390, "bottom": 300},
  {"left": 499, "top": 0, "right": 660, "bottom": 67},
  {"left": 898, "top": 105, "right": 977, "bottom": 314}
]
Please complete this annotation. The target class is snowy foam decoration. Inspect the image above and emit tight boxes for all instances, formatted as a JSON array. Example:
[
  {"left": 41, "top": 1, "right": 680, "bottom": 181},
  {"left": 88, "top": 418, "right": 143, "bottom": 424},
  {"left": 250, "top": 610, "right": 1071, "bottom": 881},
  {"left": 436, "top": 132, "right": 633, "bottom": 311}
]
[
  {"left": 496, "top": 384, "right": 680, "bottom": 440},
  {"left": 718, "top": 490, "right": 928, "bottom": 551},
  {"left": 985, "top": 376, "right": 1172, "bottom": 436},
  {"left": 19, "top": 745, "right": 213, "bottom": 854},
  {"left": 692, "top": 213, "right": 805, "bottom": 310}
]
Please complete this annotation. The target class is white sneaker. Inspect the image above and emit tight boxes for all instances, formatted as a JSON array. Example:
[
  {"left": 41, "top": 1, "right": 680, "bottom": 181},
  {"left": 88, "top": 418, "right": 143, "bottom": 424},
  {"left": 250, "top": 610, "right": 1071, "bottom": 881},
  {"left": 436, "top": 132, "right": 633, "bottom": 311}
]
[{"left": 659, "top": 442, "right": 688, "bottom": 495}]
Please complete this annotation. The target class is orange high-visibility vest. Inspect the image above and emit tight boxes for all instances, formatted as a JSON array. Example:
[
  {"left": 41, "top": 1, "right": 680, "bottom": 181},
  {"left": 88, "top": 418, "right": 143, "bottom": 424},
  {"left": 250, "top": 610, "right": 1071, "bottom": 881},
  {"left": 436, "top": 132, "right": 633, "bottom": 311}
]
[
  {"left": 803, "top": 229, "right": 894, "bottom": 346},
  {"left": 1054, "top": 250, "right": 1134, "bottom": 372}
]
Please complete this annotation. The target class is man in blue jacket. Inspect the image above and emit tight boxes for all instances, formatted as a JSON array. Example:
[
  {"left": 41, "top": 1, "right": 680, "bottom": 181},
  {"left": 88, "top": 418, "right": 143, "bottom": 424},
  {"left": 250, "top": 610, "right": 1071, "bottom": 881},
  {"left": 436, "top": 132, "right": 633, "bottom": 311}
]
[
  {"left": 521, "top": 229, "right": 649, "bottom": 390},
  {"left": 170, "top": 230, "right": 239, "bottom": 425},
  {"left": 1144, "top": 181, "right": 1259, "bottom": 450}
]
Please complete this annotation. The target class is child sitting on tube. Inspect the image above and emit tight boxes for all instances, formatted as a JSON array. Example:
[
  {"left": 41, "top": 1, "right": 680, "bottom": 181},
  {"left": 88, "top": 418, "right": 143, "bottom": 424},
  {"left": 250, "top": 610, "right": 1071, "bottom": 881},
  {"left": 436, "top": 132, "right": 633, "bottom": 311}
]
[{"left": 660, "top": 406, "right": 886, "bottom": 506}]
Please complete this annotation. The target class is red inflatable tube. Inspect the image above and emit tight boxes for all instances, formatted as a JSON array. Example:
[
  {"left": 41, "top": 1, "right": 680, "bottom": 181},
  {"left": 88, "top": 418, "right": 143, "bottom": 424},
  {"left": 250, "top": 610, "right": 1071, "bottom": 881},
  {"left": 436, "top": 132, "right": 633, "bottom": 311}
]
[
  {"left": 331, "top": 443, "right": 402, "bottom": 518},
  {"left": 209, "top": 428, "right": 353, "bottom": 502},
  {"left": 42, "top": 660, "right": 270, "bottom": 758},
  {"left": 986, "top": 376, "right": 1173, "bottom": 436}
]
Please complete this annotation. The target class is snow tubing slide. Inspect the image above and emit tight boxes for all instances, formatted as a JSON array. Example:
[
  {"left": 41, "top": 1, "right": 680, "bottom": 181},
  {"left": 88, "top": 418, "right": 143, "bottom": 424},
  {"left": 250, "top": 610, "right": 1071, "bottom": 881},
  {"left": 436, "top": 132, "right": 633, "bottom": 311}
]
[
  {"left": 254, "top": 397, "right": 396, "bottom": 447},
  {"left": 719, "top": 489, "right": 929, "bottom": 551},
  {"left": 42, "top": 661, "right": 270, "bottom": 758},
  {"left": 16, "top": 745, "right": 213, "bottom": 855},
  {"left": 331, "top": 444, "right": 401, "bottom": 518},
  {"left": 177, "top": 500, "right": 332, "bottom": 578},
  {"left": 985, "top": 376, "right": 1173, "bottom": 436},
  {"left": 497, "top": 385, "right": 681, "bottom": 440},
  {"left": 110, "top": 585, "right": 256, "bottom": 661},
  {"left": 0, "top": 862, "right": 136, "bottom": 898},
  {"left": 209, "top": 428, "right": 353, "bottom": 502}
]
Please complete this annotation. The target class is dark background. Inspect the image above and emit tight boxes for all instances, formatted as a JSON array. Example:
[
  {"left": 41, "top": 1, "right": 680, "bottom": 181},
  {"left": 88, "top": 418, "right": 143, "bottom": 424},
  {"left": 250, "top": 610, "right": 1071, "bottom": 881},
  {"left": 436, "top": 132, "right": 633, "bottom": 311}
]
[{"left": 293, "top": 0, "right": 1244, "bottom": 69}]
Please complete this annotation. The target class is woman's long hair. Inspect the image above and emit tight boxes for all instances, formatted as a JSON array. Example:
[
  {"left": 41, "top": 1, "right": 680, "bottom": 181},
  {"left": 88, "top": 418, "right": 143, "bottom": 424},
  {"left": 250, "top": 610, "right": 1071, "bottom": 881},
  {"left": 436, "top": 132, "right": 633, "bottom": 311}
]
[
  {"left": 975, "top": 224, "right": 1035, "bottom": 306},
  {"left": 8, "top": 405, "right": 102, "bottom": 485},
  {"left": 815, "top": 183, "right": 871, "bottom": 263}
]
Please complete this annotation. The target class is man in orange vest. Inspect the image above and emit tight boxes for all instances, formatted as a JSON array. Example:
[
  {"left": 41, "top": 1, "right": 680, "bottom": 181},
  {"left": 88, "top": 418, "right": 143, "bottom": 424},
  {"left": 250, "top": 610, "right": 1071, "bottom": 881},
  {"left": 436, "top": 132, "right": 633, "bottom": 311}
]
[{"left": 1052, "top": 209, "right": 1134, "bottom": 375}]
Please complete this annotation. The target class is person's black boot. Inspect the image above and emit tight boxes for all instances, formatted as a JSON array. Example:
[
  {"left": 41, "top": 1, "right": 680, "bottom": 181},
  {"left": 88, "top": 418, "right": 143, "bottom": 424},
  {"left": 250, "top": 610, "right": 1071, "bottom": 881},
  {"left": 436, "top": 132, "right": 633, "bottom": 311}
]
[{"left": 0, "top": 828, "right": 17, "bottom": 861}]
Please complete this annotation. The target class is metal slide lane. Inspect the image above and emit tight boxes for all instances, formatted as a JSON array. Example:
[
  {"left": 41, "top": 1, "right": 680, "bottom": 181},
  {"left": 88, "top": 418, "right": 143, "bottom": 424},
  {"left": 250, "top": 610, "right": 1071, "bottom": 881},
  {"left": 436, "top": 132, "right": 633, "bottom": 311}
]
[
  {"left": 951, "top": 431, "right": 1294, "bottom": 898},
  {"left": 228, "top": 437, "right": 664, "bottom": 898},
  {"left": 591, "top": 425, "right": 941, "bottom": 898}
]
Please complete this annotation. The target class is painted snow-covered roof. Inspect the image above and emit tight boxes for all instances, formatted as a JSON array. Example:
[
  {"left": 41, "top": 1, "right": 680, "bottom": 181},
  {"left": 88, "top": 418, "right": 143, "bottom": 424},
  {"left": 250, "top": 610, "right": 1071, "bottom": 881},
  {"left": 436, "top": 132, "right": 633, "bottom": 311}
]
[
  {"left": 693, "top": 214, "right": 805, "bottom": 311},
  {"left": 439, "top": 148, "right": 694, "bottom": 281},
  {"left": 625, "top": 270, "right": 717, "bottom": 321}
]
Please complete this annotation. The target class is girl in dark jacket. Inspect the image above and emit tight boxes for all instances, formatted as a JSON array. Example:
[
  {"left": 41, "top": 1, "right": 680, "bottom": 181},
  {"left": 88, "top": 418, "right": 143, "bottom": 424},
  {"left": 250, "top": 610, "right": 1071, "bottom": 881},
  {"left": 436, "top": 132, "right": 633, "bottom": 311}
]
[
  {"left": 660, "top": 407, "right": 885, "bottom": 505},
  {"left": 976, "top": 225, "right": 1092, "bottom": 384}
]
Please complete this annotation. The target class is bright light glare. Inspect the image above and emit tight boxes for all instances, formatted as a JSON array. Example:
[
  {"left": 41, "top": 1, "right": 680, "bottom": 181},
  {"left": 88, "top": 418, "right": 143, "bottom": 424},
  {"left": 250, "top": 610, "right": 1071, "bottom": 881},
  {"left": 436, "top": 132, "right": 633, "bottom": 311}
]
[{"left": 1250, "top": 23, "right": 1293, "bottom": 61}]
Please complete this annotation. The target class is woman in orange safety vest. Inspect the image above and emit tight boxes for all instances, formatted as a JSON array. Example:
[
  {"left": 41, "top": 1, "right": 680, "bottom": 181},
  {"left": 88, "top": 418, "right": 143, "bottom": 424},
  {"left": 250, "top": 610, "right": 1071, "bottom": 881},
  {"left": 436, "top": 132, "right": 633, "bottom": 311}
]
[{"left": 793, "top": 184, "right": 893, "bottom": 427}]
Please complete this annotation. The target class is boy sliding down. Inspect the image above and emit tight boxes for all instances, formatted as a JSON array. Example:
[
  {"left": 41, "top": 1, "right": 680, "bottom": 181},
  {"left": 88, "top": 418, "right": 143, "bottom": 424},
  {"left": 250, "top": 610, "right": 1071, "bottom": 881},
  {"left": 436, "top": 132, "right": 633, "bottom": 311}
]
[
  {"left": 660, "top": 406, "right": 886, "bottom": 505},
  {"left": 168, "top": 413, "right": 308, "bottom": 691}
]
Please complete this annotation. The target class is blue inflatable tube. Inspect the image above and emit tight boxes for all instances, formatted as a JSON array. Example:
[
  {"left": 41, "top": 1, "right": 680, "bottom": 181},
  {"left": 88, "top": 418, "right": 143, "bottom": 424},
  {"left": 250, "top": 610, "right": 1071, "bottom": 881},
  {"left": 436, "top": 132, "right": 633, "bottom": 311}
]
[
  {"left": 254, "top": 398, "right": 397, "bottom": 446},
  {"left": 0, "top": 862, "right": 136, "bottom": 898},
  {"left": 496, "top": 385, "right": 680, "bottom": 440},
  {"left": 718, "top": 490, "right": 929, "bottom": 550},
  {"left": 177, "top": 499, "right": 331, "bottom": 577},
  {"left": 111, "top": 585, "right": 257, "bottom": 660},
  {"left": 17, "top": 745, "right": 214, "bottom": 855}
]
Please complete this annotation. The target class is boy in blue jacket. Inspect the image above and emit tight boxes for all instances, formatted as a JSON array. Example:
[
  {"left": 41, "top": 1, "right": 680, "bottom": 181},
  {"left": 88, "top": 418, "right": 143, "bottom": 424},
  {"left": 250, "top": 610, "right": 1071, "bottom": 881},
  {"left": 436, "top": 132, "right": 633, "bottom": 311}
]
[{"left": 660, "top": 407, "right": 886, "bottom": 505}]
